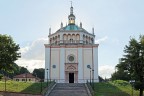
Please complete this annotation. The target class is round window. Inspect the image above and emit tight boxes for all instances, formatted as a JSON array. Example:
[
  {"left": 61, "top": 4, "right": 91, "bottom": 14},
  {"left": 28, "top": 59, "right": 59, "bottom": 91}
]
[{"left": 69, "top": 56, "right": 74, "bottom": 62}]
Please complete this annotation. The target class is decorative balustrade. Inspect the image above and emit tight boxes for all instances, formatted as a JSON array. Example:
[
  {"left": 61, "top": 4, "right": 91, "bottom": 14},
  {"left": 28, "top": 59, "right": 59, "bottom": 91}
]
[{"left": 50, "top": 40, "right": 94, "bottom": 45}]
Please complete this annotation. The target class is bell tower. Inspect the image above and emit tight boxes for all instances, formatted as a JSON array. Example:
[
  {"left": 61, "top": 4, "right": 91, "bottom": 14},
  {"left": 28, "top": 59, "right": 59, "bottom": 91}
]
[{"left": 68, "top": 2, "right": 75, "bottom": 24}]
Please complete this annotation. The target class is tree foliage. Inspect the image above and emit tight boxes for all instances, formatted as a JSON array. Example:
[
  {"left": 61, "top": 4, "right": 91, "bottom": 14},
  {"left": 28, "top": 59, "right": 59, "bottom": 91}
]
[
  {"left": 111, "top": 62, "right": 131, "bottom": 81},
  {"left": 111, "top": 35, "right": 144, "bottom": 96},
  {"left": 32, "top": 68, "right": 44, "bottom": 80},
  {"left": 0, "top": 34, "right": 20, "bottom": 72},
  {"left": 19, "top": 67, "right": 30, "bottom": 74}
]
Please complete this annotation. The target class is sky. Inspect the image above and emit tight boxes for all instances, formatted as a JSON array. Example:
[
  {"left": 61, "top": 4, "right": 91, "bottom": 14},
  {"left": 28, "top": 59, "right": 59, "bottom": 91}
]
[{"left": 0, "top": 0, "right": 144, "bottom": 78}]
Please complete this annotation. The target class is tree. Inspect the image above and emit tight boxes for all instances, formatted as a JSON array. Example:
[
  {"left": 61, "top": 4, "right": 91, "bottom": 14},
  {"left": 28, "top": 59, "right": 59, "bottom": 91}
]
[
  {"left": 112, "top": 35, "right": 144, "bottom": 96},
  {"left": 0, "top": 63, "right": 20, "bottom": 78},
  {"left": 19, "top": 67, "right": 30, "bottom": 74},
  {"left": 32, "top": 68, "right": 44, "bottom": 80},
  {"left": 111, "top": 64, "right": 131, "bottom": 81},
  {"left": 0, "top": 34, "right": 20, "bottom": 73}
]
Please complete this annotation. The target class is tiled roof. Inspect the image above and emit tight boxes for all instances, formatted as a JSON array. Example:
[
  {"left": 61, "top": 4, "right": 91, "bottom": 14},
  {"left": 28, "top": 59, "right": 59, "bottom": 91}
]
[{"left": 13, "top": 73, "right": 35, "bottom": 78}]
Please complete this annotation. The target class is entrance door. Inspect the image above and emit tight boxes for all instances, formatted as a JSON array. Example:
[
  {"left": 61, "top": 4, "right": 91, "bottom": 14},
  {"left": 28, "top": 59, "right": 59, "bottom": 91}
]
[{"left": 69, "top": 73, "right": 74, "bottom": 83}]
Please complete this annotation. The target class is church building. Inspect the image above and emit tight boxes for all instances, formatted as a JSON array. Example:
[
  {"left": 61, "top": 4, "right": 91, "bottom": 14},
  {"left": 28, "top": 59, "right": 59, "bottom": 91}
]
[{"left": 44, "top": 5, "right": 99, "bottom": 83}]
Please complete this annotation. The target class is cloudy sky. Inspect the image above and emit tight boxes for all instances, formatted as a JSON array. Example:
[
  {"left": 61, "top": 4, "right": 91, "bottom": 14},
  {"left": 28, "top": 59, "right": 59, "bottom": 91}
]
[{"left": 0, "top": 0, "right": 144, "bottom": 78}]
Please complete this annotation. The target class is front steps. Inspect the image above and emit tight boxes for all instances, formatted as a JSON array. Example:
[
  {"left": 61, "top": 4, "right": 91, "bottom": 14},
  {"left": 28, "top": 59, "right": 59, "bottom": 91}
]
[{"left": 48, "top": 83, "right": 90, "bottom": 96}]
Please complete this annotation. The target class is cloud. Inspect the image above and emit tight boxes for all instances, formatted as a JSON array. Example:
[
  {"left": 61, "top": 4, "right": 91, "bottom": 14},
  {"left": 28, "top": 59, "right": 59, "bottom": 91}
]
[
  {"left": 15, "top": 37, "right": 48, "bottom": 72},
  {"left": 21, "top": 38, "right": 48, "bottom": 60},
  {"left": 15, "top": 59, "right": 45, "bottom": 72},
  {"left": 95, "top": 36, "right": 108, "bottom": 43},
  {"left": 99, "top": 65, "right": 115, "bottom": 79}
]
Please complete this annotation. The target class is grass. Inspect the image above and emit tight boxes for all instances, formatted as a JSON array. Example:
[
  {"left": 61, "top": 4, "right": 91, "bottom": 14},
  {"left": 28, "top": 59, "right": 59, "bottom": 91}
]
[
  {"left": 0, "top": 80, "right": 142, "bottom": 95},
  {"left": 94, "top": 80, "right": 140, "bottom": 96},
  {"left": 0, "top": 80, "right": 47, "bottom": 94}
]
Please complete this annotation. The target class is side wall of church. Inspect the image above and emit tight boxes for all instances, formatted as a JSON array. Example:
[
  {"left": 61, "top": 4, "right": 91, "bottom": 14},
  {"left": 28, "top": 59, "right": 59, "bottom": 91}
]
[
  {"left": 93, "top": 47, "right": 99, "bottom": 82},
  {"left": 45, "top": 48, "right": 50, "bottom": 81},
  {"left": 83, "top": 48, "right": 92, "bottom": 79},
  {"left": 51, "top": 48, "right": 60, "bottom": 80}
]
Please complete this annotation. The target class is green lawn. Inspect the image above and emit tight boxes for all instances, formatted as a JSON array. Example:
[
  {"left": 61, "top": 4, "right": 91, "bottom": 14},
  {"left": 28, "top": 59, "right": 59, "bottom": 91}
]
[
  {"left": 0, "top": 80, "right": 142, "bottom": 96},
  {"left": 94, "top": 80, "right": 140, "bottom": 96},
  {"left": 0, "top": 80, "right": 48, "bottom": 94}
]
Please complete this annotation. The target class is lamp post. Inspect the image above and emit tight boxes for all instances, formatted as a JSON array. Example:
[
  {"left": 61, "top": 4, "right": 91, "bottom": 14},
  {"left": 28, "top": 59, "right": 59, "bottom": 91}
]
[
  {"left": 92, "top": 69, "right": 94, "bottom": 89},
  {"left": 88, "top": 65, "right": 92, "bottom": 85},
  {"left": 46, "top": 68, "right": 49, "bottom": 87}
]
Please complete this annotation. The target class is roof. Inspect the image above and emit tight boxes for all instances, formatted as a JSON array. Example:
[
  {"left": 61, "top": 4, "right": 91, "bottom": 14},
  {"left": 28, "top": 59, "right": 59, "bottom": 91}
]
[
  {"left": 68, "top": 14, "right": 75, "bottom": 18},
  {"left": 63, "top": 24, "right": 81, "bottom": 31},
  {"left": 13, "top": 73, "right": 35, "bottom": 78}
]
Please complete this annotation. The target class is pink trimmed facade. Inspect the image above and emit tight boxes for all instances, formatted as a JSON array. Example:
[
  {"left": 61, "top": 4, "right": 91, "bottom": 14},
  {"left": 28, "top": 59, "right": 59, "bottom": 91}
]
[{"left": 44, "top": 5, "right": 99, "bottom": 83}]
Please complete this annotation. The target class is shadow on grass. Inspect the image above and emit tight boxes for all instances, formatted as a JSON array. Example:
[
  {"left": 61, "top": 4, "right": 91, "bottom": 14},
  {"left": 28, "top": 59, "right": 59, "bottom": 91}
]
[
  {"left": 20, "top": 82, "right": 47, "bottom": 95},
  {"left": 94, "top": 82, "right": 130, "bottom": 96}
]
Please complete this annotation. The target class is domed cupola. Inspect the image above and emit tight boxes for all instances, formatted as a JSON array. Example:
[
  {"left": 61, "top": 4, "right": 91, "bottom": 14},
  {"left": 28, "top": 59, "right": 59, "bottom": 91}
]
[{"left": 68, "top": 4, "right": 75, "bottom": 25}]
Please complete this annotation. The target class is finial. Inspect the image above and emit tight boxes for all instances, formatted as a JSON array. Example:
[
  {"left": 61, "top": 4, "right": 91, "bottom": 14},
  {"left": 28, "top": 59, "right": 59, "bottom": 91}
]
[
  {"left": 49, "top": 28, "right": 51, "bottom": 35},
  {"left": 70, "top": 1, "right": 73, "bottom": 14},
  {"left": 61, "top": 22, "right": 63, "bottom": 28},
  {"left": 80, "top": 22, "right": 82, "bottom": 28},
  {"left": 70, "top": 1, "right": 73, "bottom": 7},
  {"left": 92, "top": 27, "right": 94, "bottom": 35}
]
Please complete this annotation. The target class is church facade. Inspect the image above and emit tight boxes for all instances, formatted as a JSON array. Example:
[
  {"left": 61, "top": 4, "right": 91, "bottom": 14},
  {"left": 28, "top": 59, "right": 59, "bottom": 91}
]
[{"left": 44, "top": 5, "right": 99, "bottom": 83}]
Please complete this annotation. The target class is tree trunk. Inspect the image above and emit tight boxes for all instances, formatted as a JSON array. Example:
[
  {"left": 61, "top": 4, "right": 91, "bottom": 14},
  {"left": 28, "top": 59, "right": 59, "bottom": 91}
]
[{"left": 139, "top": 88, "right": 143, "bottom": 96}]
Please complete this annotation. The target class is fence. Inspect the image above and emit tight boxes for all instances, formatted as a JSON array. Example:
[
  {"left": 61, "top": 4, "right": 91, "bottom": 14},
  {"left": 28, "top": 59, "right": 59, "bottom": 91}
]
[
  {"left": 86, "top": 80, "right": 95, "bottom": 96},
  {"left": 0, "top": 79, "right": 55, "bottom": 96}
]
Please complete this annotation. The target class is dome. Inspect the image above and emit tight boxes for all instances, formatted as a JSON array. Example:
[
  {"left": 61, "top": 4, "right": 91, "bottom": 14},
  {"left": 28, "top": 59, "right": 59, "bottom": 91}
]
[
  {"left": 64, "top": 24, "right": 81, "bottom": 31},
  {"left": 68, "top": 14, "right": 75, "bottom": 18}
]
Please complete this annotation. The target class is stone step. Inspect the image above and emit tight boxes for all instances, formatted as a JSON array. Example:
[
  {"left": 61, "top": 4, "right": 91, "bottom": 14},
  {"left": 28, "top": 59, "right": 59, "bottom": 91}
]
[{"left": 48, "top": 83, "right": 89, "bottom": 96}]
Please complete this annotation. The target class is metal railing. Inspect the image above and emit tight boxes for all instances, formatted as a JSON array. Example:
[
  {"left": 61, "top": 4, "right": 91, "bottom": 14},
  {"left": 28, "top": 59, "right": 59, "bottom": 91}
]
[
  {"left": 42, "top": 80, "right": 56, "bottom": 96},
  {"left": 0, "top": 79, "right": 56, "bottom": 96},
  {"left": 87, "top": 81, "right": 95, "bottom": 96}
]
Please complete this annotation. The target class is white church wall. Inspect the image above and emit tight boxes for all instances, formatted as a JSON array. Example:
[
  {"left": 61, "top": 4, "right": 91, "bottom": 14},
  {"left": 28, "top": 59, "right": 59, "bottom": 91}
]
[
  {"left": 93, "top": 47, "right": 99, "bottom": 82},
  {"left": 51, "top": 49, "right": 60, "bottom": 80},
  {"left": 60, "top": 47, "right": 65, "bottom": 82},
  {"left": 45, "top": 47, "right": 50, "bottom": 81},
  {"left": 83, "top": 48, "right": 92, "bottom": 79},
  {"left": 78, "top": 48, "right": 83, "bottom": 82}
]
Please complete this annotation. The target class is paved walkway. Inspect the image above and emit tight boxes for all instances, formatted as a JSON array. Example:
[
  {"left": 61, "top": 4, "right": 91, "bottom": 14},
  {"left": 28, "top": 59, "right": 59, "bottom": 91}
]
[{"left": 48, "top": 83, "right": 89, "bottom": 96}]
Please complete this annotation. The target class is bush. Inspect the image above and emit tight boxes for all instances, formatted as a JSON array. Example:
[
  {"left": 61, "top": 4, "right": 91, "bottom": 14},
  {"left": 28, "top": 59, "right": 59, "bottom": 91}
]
[{"left": 112, "top": 80, "right": 130, "bottom": 86}]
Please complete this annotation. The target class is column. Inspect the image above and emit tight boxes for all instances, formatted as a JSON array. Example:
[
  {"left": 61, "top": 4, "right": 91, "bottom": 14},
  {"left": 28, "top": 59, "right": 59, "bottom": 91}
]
[
  {"left": 60, "top": 33, "right": 63, "bottom": 43},
  {"left": 79, "top": 33, "right": 83, "bottom": 43}
]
